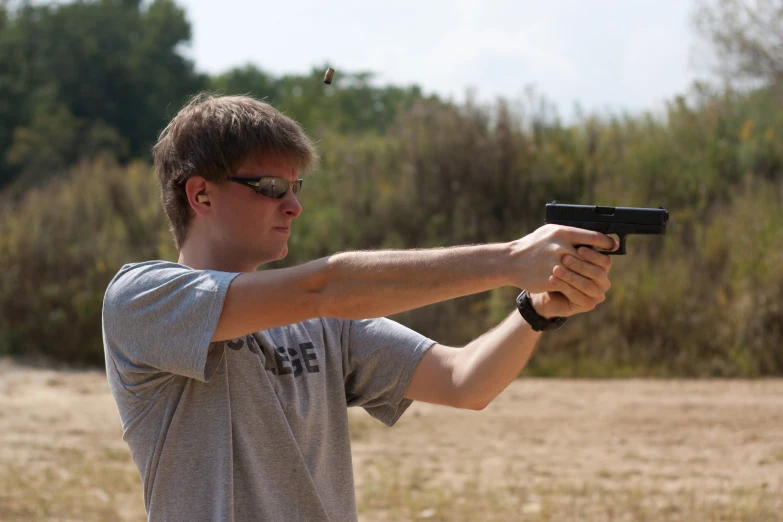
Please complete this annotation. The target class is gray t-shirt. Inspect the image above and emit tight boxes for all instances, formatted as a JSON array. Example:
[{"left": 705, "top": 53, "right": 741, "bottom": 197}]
[{"left": 101, "top": 260, "right": 434, "bottom": 521}]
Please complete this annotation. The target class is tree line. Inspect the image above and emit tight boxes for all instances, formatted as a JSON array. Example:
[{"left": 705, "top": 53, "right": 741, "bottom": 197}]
[{"left": 1, "top": 0, "right": 782, "bottom": 376}]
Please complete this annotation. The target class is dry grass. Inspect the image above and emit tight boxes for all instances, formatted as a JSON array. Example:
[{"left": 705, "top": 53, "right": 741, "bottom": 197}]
[
  {"left": 1, "top": 358, "right": 782, "bottom": 521},
  {"left": 355, "top": 460, "right": 782, "bottom": 521}
]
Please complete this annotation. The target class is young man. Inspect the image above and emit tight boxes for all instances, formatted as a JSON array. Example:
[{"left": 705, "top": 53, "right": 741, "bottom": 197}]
[{"left": 102, "top": 94, "right": 617, "bottom": 521}]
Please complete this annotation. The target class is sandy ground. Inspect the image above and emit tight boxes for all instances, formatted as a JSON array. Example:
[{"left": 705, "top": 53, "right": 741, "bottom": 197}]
[{"left": 1, "top": 357, "right": 782, "bottom": 521}]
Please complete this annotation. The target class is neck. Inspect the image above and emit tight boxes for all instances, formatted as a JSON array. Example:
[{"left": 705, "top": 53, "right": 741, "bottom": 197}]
[{"left": 177, "top": 238, "right": 259, "bottom": 273}]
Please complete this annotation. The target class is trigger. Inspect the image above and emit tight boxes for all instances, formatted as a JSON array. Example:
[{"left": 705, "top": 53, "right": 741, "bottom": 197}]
[{"left": 613, "top": 234, "right": 627, "bottom": 255}]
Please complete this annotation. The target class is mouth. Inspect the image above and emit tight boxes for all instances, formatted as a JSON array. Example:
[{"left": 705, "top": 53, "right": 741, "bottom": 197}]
[{"left": 273, "top": 226, "right": 290, "bottom": 233}]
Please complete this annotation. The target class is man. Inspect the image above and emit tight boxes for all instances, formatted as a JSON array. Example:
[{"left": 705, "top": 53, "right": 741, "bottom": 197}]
[{"left": 102, "top": 93, "right": 617, "bottom": 521}]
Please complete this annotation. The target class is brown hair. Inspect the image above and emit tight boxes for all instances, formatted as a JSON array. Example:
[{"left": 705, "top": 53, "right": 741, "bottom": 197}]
[{"left": 152, "top": 93, "right": 319, "bottom": 249}]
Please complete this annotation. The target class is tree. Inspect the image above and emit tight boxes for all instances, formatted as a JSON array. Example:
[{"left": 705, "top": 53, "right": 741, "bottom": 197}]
[
  {"left": 210, "top": 64, "right": 431, "bottom": 137},
  {"left": 694, "top": 0, "right": 783, "bottom": 87},
  {"left": 0, "top": 0, "right": 205, "bottom": 190}
]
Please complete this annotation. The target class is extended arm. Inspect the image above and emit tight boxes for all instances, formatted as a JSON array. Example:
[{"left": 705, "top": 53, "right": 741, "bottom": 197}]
[{"left": 213, "top": 226, "right": 617, "bottom": 343}]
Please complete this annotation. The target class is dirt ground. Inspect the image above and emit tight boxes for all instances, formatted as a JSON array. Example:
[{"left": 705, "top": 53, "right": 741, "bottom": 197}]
[{"left": 1, "top": 357, "right": 782, "bottom": 521}]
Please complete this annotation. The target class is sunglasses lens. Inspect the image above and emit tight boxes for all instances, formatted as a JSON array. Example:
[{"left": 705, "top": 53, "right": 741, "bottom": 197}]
[
  {"left": 257, "top": 178, "right": 288, "bottom": 199},
  {"left": 291, "top": 179, "right": 302, "bottom": 196},
  {"left": 242, "top": 177, "right": 302, "bottom": 199}
]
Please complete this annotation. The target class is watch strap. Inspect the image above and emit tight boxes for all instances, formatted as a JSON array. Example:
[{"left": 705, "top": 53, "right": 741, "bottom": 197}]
[{"left": 516, "top": 290, "right": 568, "bottom": 332}]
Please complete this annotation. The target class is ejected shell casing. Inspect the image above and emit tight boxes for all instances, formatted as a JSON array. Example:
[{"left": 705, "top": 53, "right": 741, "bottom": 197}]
[{"left": 323, "top": 67, "right": 335, "bottom": 84}]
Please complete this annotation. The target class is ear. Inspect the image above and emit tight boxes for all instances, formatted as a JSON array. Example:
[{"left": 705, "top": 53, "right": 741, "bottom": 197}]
[{"left": 185, "top": 176, "right": 211, "bottom": 215}]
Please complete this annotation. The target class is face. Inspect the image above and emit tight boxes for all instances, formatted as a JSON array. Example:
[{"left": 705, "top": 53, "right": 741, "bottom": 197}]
[{"left": 208, "top": 155, "right": 303, "bottom": 268}]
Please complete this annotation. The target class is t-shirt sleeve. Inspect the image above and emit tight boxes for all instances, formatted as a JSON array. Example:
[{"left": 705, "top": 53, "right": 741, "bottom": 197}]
[
  {"left": 102, "top": 261, "right": 240, "bottom": 383},
  {"left": 341, "top": 317, "right": 435, "bottom": 427}
]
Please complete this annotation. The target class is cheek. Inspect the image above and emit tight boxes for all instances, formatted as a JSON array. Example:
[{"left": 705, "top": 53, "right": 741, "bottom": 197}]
[
  {"left": 222, "top": 204, "right": 249, "bottom": 227},
  {"left": 215, "top": 206, "right": 253, "bottom": 240},
  {"left": 233, "top": 200, "right": 275, "bottom": 233}
]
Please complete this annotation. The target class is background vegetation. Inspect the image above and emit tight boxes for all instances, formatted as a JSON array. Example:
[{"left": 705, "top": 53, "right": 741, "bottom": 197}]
[{"left": 1, "top": 0, "right": 781, "bottom": 376}]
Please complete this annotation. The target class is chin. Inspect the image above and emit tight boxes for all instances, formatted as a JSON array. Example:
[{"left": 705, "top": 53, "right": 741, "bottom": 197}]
[{"left": 257, "top": 245, "right": 288, "bottom": 264}]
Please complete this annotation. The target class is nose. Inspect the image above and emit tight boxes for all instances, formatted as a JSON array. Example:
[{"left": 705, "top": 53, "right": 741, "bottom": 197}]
[{"left": 280, "top": 190, "right": 303, "bottom": 218}]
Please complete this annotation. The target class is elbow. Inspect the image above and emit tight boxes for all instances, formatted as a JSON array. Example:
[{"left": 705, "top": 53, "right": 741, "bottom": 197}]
[
  {"left": 310, "top": 289, "right": 330, "bottom": 318},
  {"left": 299, "top": 259, "right": 331, "bottom": 318},
  {"left": 450, "top": 355, "right": 492, "bottom": 411},
  {"left": 305, "top": 255, "right": 362, "bottom": 320},
  {"left": 459, "top": 399, "right": 490, "bottom": 411},
  {"left": 453, "top": 389, "right": 491, "bottom": 411},
  {"left": 464, "top": 401, "right": 490, "bottom": 411},
  {"left": 449, "top": 356, "right": 492, "bottom": 411}
]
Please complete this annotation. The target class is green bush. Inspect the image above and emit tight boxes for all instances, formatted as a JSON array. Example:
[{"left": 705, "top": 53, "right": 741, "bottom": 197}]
[
  {"left": 2, "top": 87, "right": 782, "bottom": 376},
  {"left": 0, "top": 159, "right": 174, "bottom": 364}
]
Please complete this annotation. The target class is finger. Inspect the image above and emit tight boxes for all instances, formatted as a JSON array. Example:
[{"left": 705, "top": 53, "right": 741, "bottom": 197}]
[
  {"left": 574, "top": 247, "right": 613, "bottom": 275},
  {"left": 562, "top": 254, "right": 611, "bottom": 289},
  {"left": 576, "top": 246, "right": 613, "bottom": 272},
  {"left": 552, "top": 264, "right": 606, "bottom": 298},
  {"left": 560, "top": 227, "right": 618, "bottom": 252},
  {"left": 549, "top": 275, "right": 598, "bottom": 310}
]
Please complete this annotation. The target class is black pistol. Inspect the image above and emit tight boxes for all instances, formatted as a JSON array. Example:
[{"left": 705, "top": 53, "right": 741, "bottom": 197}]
[{"left": 545, "top": 202, "right": 669, "bottom": 255}]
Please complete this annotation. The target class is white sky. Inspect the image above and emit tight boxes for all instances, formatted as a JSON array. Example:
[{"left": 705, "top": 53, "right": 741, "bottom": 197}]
[{"left": 176, "top": 0, "right": 707, "bottom": 121}]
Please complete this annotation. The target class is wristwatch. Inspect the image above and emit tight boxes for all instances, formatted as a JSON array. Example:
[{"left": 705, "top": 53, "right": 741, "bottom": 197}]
[{"left": 516, "top": 290, "right": 568, "bottom": 332}]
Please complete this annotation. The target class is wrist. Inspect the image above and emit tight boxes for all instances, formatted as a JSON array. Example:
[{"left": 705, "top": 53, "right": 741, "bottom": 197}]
[
  {"left": 504, "top": 239, "right": 528, "bottom": 286},
  {"left": 516, "top": 290, "right": 568, "bottom": 332},
  {"left": 528, "top": 292, "right": 556, "bottom": 319},
  {"left": 496, "top": 241, "right": 514, "bottom": 287}
]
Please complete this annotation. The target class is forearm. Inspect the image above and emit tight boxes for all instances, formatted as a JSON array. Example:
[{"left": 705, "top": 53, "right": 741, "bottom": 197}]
[
  {"left": 451, "top": 310, "right": 542, "bottom": 410},
  {"left": 215, "top": 225, "right": 615, "bottom": 342},
  {"left": 311, "top": 244, "right": 512, "bottom": 319}
]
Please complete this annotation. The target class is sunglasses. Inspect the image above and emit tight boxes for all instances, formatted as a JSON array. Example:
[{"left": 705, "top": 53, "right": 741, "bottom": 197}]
[{"left": 229, "top": 176, "right": 303, "bottom": 199}]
